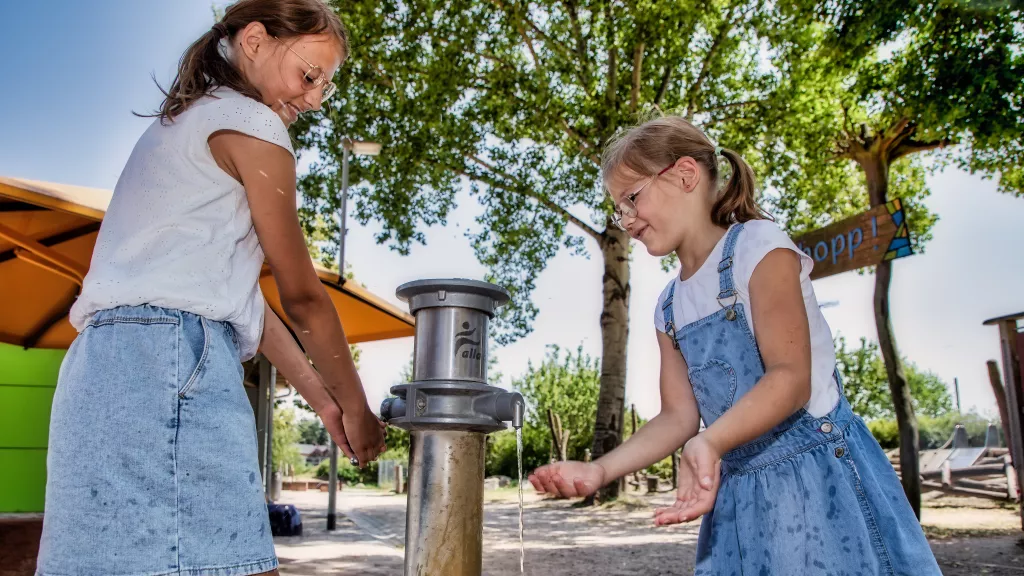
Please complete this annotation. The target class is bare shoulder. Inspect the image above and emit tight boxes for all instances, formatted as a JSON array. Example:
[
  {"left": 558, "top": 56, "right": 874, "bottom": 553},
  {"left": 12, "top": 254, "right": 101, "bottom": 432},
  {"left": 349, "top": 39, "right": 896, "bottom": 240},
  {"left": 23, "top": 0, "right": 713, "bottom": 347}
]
[{"left": 208, "top": 131, "right": 295, "bottom": 186}]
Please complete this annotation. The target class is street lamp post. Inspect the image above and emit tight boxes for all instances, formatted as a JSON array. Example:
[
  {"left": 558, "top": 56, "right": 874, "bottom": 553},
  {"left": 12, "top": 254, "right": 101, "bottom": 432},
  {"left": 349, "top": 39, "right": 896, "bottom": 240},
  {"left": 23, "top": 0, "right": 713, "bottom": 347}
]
[
  {"left": 337, "top": 138, "right": 382, "bottom": 279},
  {"left": 327, "top": 137, "right": 381, "bottom": 531}
]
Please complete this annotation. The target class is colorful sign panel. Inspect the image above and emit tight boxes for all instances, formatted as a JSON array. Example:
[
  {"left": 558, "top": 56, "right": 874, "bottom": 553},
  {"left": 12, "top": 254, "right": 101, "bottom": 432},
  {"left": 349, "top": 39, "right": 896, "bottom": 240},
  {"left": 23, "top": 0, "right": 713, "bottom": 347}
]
[{"left": 793, "top": 199, "right": 913, "bottom": 280}]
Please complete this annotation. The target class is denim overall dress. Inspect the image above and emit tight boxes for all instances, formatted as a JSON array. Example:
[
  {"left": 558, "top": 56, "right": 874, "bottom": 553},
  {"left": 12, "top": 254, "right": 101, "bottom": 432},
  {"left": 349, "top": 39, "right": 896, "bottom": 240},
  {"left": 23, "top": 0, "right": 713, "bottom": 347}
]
[{"left": 662, "top": 224, "right": 940, "bottom": 575}]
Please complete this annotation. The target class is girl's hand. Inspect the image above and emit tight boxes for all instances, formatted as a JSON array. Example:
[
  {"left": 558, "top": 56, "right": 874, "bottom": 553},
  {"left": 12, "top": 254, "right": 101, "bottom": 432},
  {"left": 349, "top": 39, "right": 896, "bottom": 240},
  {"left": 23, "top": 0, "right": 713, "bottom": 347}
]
[
  {"left": 654, "top": 435, "right": 721, "bottom": 526},
  {"left": 528, "top": 461, "right": 605, "bottom": 498},
  {"left": 342, "top": 403, "right": 387, "bottom": 467},
  {"left": 316, "top": 403, "right": 356, "bottom": 462}
]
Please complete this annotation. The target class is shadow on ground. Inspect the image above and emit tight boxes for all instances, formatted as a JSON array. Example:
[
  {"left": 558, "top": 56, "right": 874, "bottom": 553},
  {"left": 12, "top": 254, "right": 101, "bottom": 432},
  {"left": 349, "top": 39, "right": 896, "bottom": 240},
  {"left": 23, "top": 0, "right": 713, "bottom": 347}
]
[{"left": 276, "top": 490, "right": 1024, "bottom": 575}]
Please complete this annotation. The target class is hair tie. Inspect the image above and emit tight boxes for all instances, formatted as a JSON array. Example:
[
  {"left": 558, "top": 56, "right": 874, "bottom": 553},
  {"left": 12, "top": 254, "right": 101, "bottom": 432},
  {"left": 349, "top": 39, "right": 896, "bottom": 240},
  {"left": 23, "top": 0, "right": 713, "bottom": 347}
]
[
  {"left": 714, "top": 146, "right": 723, "bottom": 157},
  {"left": 212, "top": 22, "right": 229, "bottom": 38}
]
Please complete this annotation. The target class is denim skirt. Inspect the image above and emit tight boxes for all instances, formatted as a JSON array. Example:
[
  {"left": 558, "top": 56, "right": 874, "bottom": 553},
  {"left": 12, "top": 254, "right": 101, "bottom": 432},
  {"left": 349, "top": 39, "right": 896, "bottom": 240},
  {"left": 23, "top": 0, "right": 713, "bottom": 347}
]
[
  {"left": 36, "top": 305, "right": 277, "bottom": 575},
  {"left": 696, "top": 396, "right": 941, "bottom": 575}
]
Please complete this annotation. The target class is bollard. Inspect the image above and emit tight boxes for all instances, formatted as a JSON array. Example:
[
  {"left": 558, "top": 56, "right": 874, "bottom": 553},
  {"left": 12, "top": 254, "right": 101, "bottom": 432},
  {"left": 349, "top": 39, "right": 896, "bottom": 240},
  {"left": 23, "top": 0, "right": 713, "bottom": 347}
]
[{"left": 381, "top": 279, "right": 525, "bottom": 576}]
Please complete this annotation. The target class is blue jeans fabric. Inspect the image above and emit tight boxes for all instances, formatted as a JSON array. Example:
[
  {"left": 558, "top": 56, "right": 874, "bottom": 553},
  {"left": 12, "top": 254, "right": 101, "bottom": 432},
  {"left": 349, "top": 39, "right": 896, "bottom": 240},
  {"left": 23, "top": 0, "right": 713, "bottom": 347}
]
[
  {"left": 37, "top": 305, "right": 277, "bottom": 576},
  {"left": 663, "top": 224, "right": 940, "bottom": 575}
]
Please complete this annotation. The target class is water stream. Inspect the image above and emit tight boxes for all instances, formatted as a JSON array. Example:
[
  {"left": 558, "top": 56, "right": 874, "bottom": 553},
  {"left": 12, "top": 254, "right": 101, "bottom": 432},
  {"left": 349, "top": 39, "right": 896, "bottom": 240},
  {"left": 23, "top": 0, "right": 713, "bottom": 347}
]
[{"left": 516, "top": 426, "right": 525, "bottom": 573}]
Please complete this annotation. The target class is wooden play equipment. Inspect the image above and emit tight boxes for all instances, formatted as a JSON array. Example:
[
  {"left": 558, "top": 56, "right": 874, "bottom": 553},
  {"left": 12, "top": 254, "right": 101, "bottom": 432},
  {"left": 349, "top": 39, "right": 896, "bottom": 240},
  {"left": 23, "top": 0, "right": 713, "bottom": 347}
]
[{"left": 890, "top": 424, "right": 1018, "bottom": 502}]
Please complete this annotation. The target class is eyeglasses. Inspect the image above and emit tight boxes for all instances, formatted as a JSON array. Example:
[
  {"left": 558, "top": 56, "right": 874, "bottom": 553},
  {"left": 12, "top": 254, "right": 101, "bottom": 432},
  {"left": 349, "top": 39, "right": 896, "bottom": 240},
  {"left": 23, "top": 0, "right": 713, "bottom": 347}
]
[
  {"left": 271, "top": 36, "right": 337, "bottom": 103},
  {"left": 611, "top": 163, "right": 674, "bottom": 231}
]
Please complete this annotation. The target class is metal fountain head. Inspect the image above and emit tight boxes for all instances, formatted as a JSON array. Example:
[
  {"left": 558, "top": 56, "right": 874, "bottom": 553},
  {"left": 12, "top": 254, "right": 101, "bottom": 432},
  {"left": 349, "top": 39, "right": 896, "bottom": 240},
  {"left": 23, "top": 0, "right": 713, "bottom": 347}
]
[{"left": 380, "top": 279, "right": 524, "bottom": 433}]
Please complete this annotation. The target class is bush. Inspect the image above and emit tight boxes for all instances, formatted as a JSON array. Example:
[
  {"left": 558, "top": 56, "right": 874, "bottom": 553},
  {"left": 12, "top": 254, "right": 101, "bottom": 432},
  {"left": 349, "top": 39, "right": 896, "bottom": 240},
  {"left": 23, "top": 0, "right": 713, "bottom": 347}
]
[
  {"left": 494, "top": 345, "right": 601, "bottom": 478},
  {"left": 646, "top": 455, "right": 674, "bottom": 480},
  {"left": 315, "top": 458, "right": 361, "bottom": 484},
  {"left": 314, "top": 457, "right": 373, "bottom": 485},
  {"left": 272, "top": 409, "right": 303, "bottom": 473},
  {"left": 486, "top": 430, "right": 515, "bottom": 478},
  {"left": 836, "top": 337, "right": 954, "bottom": 420},
  {"left": 486, "top": 429, "right": 533, "bottom": 479},
  {"left": 918, "top": 412, "right": 1003, "bottom": 449},
  {"left": 867, "top": 419, "right": 899, "bottom": 450},
  {"left": 285, "top": 461, "right": 311, "bottom": 477}
]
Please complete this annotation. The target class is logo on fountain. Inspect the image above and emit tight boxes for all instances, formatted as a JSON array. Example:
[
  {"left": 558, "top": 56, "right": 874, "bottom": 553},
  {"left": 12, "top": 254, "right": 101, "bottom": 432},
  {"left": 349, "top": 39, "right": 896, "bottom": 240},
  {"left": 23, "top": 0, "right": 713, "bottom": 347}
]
[{"left": 454, "top": 322, "right": 482, "bottom": 360}]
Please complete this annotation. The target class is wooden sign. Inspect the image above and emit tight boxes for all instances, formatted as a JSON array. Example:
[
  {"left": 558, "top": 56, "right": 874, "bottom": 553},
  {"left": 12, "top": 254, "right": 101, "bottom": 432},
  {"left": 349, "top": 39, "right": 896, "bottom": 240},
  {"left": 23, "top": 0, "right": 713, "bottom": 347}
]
[{"left": 792, "top": 199, "right": 913, "bottom": 280}]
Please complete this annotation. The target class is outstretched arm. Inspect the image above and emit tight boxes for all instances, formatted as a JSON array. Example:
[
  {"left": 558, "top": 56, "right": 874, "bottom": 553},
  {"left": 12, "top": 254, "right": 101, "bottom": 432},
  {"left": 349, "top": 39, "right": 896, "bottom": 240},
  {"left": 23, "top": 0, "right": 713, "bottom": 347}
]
[
  {"left": 529, "top": 330, "right": 701, "bottom": 497},
  {"left": 258, "top": 299, "right": 356, "bottom": 460},
  {"left": 209, "top": 130, "right": 385, "bottom": 464}
]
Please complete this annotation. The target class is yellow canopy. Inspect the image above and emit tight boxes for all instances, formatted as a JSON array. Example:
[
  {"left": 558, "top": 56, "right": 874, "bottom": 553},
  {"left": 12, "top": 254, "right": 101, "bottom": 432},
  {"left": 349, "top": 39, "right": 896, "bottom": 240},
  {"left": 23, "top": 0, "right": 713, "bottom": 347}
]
[{"left": 0, "top": 176, "right": 413, "bottom": 350}]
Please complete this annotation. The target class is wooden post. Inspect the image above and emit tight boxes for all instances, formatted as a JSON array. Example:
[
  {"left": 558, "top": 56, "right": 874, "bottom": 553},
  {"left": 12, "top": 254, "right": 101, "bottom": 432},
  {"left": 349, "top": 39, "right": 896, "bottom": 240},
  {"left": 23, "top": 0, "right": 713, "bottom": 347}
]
[
  {"left": 256, "top": 355, "right": 271, "bottom": 489},
  {"left": 631, "top": 404, "right": 640, "bottom": 487},
  {"left": 646, "top": 476, "right": 659, "bottom": 493},
  {"left": 671, "top": 450, "right": 680, "bottom": 489},
  {"left": 988, "top": 360, "right": 1013, "bottom": 452},
  {"left": 1005, "top": 455, "right": 1019, "bottom": 501},
  {"left": 986, "top": 315, "right": 1024, "bottom": 530},
  {"left": 265, "top": 365, "right": 276, "bottom": 494},
  {"left": 395, "top": 464, "right": 405, "bottom": 494},
  {"left": 998, "top": 320, "right": 1024, "bottom": 528},
  {"left": 547, "top": 409, "right": 570, "bottom": 461}
]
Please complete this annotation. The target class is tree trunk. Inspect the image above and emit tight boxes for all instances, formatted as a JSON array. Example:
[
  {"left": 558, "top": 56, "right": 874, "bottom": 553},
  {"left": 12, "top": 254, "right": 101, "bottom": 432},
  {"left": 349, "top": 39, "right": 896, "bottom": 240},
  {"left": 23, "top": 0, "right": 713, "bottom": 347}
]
[
  {"left": 586, "top": 225, "right": 631, "bottom": 503},
  {"left": 863, "top": 153, "right": 922, "bottom": 518}
]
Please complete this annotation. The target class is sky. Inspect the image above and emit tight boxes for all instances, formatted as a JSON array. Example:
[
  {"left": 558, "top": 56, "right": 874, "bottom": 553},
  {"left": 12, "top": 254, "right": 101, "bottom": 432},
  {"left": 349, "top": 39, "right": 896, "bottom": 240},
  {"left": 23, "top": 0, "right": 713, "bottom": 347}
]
[{"left": 2, "top": 1, "right": 1021, "bottom": 421}]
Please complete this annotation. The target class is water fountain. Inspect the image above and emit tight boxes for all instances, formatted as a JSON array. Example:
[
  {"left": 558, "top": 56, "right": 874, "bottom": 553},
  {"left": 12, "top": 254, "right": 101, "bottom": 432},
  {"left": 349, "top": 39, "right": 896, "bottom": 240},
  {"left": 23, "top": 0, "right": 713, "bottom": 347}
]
[{"left": 380, "top": 279, "right": 525, "bottom": 576}]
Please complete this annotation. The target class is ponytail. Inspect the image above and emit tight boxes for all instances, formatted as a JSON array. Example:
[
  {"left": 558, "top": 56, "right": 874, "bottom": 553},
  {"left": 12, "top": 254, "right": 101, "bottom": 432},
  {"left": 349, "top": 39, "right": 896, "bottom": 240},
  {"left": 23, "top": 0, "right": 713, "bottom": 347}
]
[
  {"left": 602, "top": 115, "right": 770, "bottom": 226},
  {"left": 711, "top": 147, "right": 769, "bottom": 226},
  {"left": 148, "top": 24, "right": 261, "bottom": 124},
  {"left": 140, "top": 0, "right": 349, "bottom": 125}
]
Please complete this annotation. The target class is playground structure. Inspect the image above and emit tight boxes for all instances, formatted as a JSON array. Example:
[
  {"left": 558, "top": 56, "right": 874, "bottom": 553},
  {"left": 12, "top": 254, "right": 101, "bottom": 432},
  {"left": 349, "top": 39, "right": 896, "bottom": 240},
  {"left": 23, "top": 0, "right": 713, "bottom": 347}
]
[
  {"left": 983, "top": 311, "right": 1024, "bottom": 530},
  {"left": 890, "top": 423, "right": 1018, "bottom": 502}
]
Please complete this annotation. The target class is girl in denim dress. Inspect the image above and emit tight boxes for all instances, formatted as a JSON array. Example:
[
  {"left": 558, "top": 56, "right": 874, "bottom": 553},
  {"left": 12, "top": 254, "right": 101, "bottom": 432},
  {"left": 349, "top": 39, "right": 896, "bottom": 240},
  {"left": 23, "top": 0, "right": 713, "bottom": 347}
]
[{"left": 530, "top": 116, "right": 940, "bottom": 575}]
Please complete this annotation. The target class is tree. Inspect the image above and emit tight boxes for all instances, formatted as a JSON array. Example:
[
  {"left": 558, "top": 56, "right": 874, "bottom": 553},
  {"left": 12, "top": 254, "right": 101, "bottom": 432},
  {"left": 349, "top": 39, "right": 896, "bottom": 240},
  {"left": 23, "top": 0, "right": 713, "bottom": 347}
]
[
  {"left": 835, "top": 336, "right": 954, "bottom": 420},
  {"left": 515, "top": 345, "right": 601, "bottom": 461},
  {"left": 272, "top": 407, "right": 304, "bottom": 474},
  {"left": 298, "top": 417, "right": 329, "bottom": 445},
  {"left": 488, "top": 345, "right": 601, "bottom": 478},
  {"left": 296, "top": 0, "right": 842, "bottom": 500},
  {"left": 772, "top": 0, "right": 1024, "bottom": 516}
]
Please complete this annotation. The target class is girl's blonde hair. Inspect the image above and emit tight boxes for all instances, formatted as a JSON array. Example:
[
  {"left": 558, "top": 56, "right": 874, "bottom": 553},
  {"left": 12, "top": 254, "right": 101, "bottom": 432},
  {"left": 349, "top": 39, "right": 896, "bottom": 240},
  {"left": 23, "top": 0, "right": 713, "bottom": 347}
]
[{"left": 601, "top": 116, "right": 768, "bottom": 226}]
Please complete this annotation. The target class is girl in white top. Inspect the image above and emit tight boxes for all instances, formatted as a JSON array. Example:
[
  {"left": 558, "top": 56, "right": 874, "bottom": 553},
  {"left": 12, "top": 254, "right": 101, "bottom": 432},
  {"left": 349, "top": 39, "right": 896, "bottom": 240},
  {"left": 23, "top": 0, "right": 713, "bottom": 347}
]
[
  {"left": 38, "top": 2, "right": 385, "bottom": 575},
  {"left": 651, "top": 218, "right": 840, "bottom": 418},
  {"left": 529, "top": 116, "right": 939, "bottom": 574}
]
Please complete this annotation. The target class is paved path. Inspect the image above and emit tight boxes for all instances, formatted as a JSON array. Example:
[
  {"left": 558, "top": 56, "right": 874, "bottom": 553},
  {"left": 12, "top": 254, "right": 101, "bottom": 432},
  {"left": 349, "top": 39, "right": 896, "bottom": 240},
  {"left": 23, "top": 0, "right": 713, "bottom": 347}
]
[
  {"left": 275, "top": 488, "right": 1023, "bottom": 575},
  {"left": 274, "top": 488, "right": 700, "bottom": 575},
  {"left": 273, "top": 490, "right": 403, "bottom": 575}
]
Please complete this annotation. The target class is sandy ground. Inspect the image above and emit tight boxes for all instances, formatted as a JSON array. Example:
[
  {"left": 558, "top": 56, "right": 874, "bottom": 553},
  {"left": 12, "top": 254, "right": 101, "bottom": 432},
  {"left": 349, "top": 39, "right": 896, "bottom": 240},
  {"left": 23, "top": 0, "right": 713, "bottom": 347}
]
[{"left": 274, "top": 488, "right": 1023, "bottom": 575}]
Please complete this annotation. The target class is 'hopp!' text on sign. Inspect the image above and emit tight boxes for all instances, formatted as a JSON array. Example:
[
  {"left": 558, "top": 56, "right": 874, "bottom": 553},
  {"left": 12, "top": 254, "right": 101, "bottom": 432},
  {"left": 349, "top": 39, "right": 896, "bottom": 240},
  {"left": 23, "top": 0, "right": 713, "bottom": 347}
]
[{"left": 792, "top": 199, "right": 913, "bottom": 281}]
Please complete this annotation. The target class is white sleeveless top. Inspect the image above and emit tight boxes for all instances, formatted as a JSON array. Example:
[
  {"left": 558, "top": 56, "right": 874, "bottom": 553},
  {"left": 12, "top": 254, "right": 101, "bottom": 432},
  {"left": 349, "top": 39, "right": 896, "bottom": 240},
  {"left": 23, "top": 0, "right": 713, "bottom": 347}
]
[
  {"left": 654, "top": 220, "right": 840, "bottom": 417},
  {"left": 70, "top": 88, "right": 294, "bottom": 360}
]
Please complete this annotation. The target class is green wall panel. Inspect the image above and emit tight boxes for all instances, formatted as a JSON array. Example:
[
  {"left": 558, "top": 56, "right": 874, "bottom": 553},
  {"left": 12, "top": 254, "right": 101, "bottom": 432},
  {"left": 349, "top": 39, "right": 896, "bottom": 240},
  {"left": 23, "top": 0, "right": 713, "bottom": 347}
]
[{"left": 0, "top": 343, "right": 64, "bottom": 513}]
